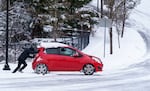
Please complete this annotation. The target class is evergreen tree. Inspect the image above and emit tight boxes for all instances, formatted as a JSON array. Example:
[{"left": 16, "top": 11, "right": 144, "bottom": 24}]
[{"left": 28, "top": 0, "right": 95, "bottom": 40}]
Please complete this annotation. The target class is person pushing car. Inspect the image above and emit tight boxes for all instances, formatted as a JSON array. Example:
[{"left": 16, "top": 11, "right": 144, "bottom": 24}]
[{"left": 12, "top": 46, "right": 38, "bottom": 73}]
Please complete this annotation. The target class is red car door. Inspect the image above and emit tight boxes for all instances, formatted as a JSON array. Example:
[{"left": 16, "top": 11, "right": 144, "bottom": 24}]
[{"left": 58, "top": 47, "right": 83, "bottom": 71}]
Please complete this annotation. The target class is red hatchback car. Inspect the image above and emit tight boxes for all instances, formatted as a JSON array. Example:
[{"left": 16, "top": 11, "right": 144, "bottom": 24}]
[{"left": 32, "top": 42, "right": 103, "bottom": 75}]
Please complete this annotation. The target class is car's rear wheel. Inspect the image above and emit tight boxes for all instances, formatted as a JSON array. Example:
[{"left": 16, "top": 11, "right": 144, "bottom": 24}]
[
  {"left": 83, "top": 64, "right": 95, "bottom": 75},
  {"left": 35, "top": 64, "right": 48, "bottom": 75}
]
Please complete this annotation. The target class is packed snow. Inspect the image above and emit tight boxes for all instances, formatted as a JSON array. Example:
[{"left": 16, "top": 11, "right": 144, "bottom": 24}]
[
  {"left": 37, "top": 42, "right": 69, "bottom": 48},
  {"left": 1, "top": 0, "right": 150, "bottom": 91}
]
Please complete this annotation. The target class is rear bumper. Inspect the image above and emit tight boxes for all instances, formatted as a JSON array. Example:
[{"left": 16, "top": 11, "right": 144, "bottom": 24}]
[{"left": 32, "top": 61, "right": 37, "bottom": 70}]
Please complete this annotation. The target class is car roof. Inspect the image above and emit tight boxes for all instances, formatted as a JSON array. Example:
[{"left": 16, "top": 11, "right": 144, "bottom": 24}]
[{"left": 37, "top": 42, "right": 69, "bottom": 48}]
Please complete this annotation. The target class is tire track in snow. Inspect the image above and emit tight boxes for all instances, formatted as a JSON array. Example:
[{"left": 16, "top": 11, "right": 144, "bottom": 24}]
[{"left": 131, "top": 9, "right": 150, "bottom": 53}]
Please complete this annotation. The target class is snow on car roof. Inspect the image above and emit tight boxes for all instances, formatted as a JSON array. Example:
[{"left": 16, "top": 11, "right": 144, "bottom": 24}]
[{"left": 37, "top": 42, "right": 69, "bottom": 48}]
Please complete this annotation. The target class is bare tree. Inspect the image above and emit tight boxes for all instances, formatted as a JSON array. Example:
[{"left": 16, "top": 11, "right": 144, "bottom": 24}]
[
  {"left": 121, "top": 0, "right": 141, "bottom": 37},
  {"left": 103, "top": 0, "right": 140, "bottom": 54}
]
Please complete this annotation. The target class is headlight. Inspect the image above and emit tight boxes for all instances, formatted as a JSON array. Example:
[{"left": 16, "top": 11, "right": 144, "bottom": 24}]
[{"left": 92, "top": 56, "right": 102, "bottom": 63}]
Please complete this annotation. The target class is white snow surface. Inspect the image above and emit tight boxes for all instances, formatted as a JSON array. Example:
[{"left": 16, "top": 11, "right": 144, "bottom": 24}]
[
  {"left": 1, "top": 0, "right": 150, "bottom": 91},
  {"left": 37, "top": 42, "right": 69, "bottom": 48}
]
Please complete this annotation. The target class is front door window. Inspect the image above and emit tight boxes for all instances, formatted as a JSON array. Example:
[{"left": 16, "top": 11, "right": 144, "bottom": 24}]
[{"left": 60, "top": 47, "right": 76, "bottom": 56}]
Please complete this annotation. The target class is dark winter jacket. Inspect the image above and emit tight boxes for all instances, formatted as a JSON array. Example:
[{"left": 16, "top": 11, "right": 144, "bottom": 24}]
[{"left": 18, "top": 47, "right": 38, "bottom": 62}]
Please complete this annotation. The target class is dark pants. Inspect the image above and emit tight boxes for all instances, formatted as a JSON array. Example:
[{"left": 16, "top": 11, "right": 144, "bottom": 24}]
[{"left": 13, "top": 60, "right": 27, "bottom": 73}]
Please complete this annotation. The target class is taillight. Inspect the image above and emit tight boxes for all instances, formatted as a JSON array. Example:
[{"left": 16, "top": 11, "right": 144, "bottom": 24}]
[
  {"left": 36, "top": 57, "right": 43, "bottom": 62},
  {"left": 33, "top": 54, "right": 39, "bottom": 61}
]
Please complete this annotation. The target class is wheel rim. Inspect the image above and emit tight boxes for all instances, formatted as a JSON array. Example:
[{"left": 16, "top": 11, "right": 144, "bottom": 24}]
[
  {"left": 83, "top": 64, "right": 95, "bottom": 75},
  {"left": 35, "top": 64, "right": 47, "bottom": 74}
]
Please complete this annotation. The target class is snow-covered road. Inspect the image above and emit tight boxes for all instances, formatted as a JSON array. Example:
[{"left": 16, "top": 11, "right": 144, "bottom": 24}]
[{"left": 0, "top": 64, "right": 150, "bottom": 91}]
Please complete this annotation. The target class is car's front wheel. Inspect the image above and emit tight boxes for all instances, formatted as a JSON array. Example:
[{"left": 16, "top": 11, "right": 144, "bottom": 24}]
[
  {"left": 83, "top": 64, "right": 95, "bottom": 75},
  {"left": 35, "top": 64, "right": 48, "bottom": 75}
]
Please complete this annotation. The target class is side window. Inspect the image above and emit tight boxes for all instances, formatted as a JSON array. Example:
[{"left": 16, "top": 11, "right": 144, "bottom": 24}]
[
  {"left": 60, "top": 48, "right": 76, "bottom": 56},
  {"left": 45, "top": 48, "right": 59, "bottom": 54}
]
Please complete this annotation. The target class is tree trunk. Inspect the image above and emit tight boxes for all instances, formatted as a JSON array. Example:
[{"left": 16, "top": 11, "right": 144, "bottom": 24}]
[
  {"left": 109, "top": 0, "right": 114, "bottom": 54},
  {"left": 101, "top": 0, "right": 103, "bottom": 18},
  {"left": 109, "top": 27, "right": 113, "bottom": 54},
  {"left": 121, "top": 0, "right": 126, "bottom": 38},
  {"left": 53, "top": 0, "right": 57, "bottom": 42}
]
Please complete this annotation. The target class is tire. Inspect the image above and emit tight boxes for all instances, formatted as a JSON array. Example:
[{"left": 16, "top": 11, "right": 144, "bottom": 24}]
[
  {"left": 35, "top": 64, "right": 48, "bottom": 75},
  {"left": 83, "top": 64, "right": 95, "bottom": 75}
]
